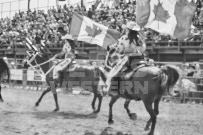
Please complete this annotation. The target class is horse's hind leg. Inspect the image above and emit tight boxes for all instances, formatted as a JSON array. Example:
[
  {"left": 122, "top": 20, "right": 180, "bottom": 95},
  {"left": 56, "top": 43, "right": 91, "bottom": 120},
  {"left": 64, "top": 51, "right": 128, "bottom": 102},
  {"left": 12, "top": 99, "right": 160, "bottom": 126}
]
[
  {"left": 144, "top": 98, "right": 161, "bottom": 131},
  {"left": 154, "top": 98, "right": 160, "bottom": 116},
  {"left": 35, "top": 87, "right": 51, "bottom": 106},
  {"left": 108, "top": 95, "right": 120, "bottom": 124},
  {"left": 144, "top": 102, "right": 157, "bottom": 135},
  {"left": 124, "top": 99, "right": 136, "bottom": 120},
  {"left": 0, "top": 85, "right": 3, "bottom": 102}
]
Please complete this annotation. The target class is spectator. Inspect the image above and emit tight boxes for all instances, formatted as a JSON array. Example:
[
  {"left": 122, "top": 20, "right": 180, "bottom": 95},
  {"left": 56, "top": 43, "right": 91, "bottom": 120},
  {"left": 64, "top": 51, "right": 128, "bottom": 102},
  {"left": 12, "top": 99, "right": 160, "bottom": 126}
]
[{"left": 34, "top": 32, "right": 42, "bottom": 51}]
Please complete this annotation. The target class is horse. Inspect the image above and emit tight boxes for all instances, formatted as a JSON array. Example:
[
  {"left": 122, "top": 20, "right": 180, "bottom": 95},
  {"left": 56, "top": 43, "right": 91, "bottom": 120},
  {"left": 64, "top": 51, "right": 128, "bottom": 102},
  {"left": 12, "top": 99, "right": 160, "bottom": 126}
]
[
  {"left": 0, "top": 58, "right": 10, "bottom": 102},
  {"left": 24, "top": 51, "right": 104, "bottom": 112},
  {"left": 99, "top": 47, "right": 180, "bottom": 135}
]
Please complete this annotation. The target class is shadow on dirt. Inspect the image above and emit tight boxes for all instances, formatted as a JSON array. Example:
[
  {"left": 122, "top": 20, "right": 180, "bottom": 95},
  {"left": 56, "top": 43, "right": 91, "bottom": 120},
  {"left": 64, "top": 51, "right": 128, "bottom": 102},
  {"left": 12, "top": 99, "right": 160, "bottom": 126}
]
[
  {"left": 1, "top": 110, "right": 98, "bottom": 120},
  {"left": 31, "top": 111, "right": 98, "bottom": 120},
  {"left": 84, "top": 127, "right": 135, "bottom": 135}
]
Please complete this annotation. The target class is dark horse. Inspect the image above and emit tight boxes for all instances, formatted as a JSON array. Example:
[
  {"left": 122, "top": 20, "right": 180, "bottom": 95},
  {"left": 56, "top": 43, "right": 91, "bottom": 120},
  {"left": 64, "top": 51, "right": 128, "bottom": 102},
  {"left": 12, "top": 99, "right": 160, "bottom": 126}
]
[
  {"left": 99, "top": 49, "right": 180, "bottom": 135},
  {"left": 24, "top": 52, "right": 104, "bottom": 112},
  {"left": 0, "top": 58, "right": 10, "bottom": 102}
]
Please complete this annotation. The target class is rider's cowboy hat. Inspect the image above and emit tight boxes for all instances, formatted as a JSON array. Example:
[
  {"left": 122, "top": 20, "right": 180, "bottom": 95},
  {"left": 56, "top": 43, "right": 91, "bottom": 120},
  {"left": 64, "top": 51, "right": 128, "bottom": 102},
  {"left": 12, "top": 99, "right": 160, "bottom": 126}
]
[
  {"left": 124, "top": 21, "right": 141, "bottom": 31},
  {"left": 61, "top": 34, "right": 74, "bottom": 40}
]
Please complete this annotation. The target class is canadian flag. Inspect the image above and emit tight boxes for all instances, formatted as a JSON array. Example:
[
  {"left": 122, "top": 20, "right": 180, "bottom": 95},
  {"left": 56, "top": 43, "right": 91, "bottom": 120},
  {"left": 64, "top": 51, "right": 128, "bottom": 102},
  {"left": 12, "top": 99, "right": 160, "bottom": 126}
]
[
  {"left": 70, "top": 12, "right": 121, "bottom": 48},
  {"left": 136, "top": 0, "right": 196, "bottom": 40}
]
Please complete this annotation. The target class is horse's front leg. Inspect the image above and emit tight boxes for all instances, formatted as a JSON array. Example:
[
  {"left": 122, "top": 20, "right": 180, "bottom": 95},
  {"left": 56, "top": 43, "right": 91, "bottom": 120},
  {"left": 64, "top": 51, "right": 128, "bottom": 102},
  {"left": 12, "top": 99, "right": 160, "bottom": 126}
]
[
  {"left": 0, "top": 85, "right": 3, "bottom": 102},
  {"left": 95, "top": 94, "right": 103, "bottom": 113},
  {"left": 92, "top": 93, "right": 97, "bottom": 112},
  {"left": 35, "top": 87, "right": 51, "bottom": 106},
  {"left": 50, "top": 82, "right": 59, "bottom": 111},
  {"left": 124, "top": 99, "right": 137, "bottom": 120},
  {"left": 108, "top": 95, "right": 120, "bottom": 124},
  {"left": 53, "top": 93, "right": 59, "bottom": 111}
]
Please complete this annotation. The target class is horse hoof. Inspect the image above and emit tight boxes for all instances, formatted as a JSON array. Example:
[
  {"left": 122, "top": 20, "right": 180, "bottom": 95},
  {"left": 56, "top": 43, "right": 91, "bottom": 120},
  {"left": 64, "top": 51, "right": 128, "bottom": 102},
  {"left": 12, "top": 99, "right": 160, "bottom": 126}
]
[
  {"left": 108, "top": 119, "right": 114, "bottom": 124},
  {"left": 129, "top": 113, "right": 137, "bottom": 120},
  {"left": 35, "top": 102, "right": 39, "bottom": 106},
  {"left": 53, "top": 108, "right": 59, "bottom": 112},
  {"left": 93, "top": 110, "right": 100, "bottom": 114},
  {"left": 147, "top": 132, "right": 153, "bottom": 135},
  {"left": 144, "top": 127, "right": 150, "bottom": 131}
]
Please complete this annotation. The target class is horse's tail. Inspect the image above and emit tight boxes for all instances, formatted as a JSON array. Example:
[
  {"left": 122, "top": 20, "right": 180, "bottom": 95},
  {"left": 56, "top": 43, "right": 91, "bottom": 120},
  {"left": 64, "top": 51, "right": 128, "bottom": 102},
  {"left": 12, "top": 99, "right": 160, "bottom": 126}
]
[
  {"left": 0, "top": 58, "right": 10, "bottom": 82},
  {"left": 160, "top": 65, "right": 180, "bottom": 95}
]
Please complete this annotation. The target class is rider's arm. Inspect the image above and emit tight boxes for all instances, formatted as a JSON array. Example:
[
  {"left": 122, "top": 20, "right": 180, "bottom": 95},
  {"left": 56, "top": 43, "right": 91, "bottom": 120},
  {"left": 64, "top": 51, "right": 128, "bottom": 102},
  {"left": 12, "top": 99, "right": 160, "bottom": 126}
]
[
  {"left": 141, "top": 39, "right": 146, "bottom": 53},
  {"left": 54, "top": 51, "right": 65, "bottom": 58},
  {"left": 54, "top": 44, "right": 66, "bottom": 58}
]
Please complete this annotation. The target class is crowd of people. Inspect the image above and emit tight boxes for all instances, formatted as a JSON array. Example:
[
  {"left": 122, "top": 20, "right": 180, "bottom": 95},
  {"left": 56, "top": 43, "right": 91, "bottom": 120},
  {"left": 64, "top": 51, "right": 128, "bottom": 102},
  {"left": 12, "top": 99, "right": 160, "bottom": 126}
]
[{"left": 0, "top": 0, "right": 202, "bottom": 49}]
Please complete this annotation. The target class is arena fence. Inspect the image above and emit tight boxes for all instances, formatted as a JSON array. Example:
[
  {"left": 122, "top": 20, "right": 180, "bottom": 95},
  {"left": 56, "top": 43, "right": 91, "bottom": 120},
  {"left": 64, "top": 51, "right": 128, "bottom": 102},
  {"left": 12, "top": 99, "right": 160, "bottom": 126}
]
[{"left": 2, "top": 60, "right": 203, "bottom": 103}]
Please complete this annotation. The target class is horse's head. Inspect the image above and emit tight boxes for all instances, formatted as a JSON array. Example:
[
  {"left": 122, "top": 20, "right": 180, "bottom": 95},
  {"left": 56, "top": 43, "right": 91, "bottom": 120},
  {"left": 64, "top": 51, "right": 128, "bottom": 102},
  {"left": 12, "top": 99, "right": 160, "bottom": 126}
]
[
  {"left": 0, "top": 58, "right": 10, "bottom": 81},
  {"left": 23, "top": 51, "right": 49, "bottom": 69}
]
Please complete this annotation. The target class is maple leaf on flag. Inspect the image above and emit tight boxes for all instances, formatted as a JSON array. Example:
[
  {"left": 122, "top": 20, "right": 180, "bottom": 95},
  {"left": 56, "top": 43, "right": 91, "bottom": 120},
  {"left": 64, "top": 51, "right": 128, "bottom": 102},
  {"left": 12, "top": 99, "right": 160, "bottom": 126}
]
[
  {"left": 153, "top": 2, "right": 170, "bottom": 23},
  {"left": 85, "top": 24, "right": 102, "bottom": 38}
]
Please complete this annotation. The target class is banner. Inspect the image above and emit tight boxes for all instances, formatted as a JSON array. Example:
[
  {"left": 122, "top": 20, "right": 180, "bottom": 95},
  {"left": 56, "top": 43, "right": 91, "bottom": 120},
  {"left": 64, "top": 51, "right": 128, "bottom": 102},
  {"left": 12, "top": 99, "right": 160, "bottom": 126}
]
[
  {"left": 10, "top": 69, "right": 23, "bottom": 80},
  {"left": 26, "top": 70, "right": 45, "bottom": 82}
]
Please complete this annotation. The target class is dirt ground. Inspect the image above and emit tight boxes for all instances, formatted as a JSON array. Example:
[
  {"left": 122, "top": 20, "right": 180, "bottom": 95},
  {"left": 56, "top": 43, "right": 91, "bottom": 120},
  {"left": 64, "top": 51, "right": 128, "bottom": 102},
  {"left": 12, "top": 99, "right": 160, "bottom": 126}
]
[{"left": 0, "top": 88, "right": 203, "bottom": 135}]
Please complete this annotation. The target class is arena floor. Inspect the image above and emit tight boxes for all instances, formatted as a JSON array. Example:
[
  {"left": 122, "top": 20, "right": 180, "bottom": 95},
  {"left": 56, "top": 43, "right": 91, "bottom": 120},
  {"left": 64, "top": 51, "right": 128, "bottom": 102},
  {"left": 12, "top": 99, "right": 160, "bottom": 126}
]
[{"left": 0, "top": 88, "right": 203, "bottom": 135}]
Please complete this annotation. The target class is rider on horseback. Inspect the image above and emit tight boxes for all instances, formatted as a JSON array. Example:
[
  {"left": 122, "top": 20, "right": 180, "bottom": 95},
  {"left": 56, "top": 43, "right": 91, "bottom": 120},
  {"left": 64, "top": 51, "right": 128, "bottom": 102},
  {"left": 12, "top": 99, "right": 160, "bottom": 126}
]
[
  {"left": 118, "top": 21, "right": 146, "bottom": 54},
  {"left": 101, "top": 21, "right": 147, "bottom": 92},
  {"left": 118, "top": 21, "right": 146, "bottom": 70},
  {"left": 106, "top": 21, "right": 147, "bottom": 76},
  {"left": 53, "top": 34, "right": 75, "bottom": 82}
]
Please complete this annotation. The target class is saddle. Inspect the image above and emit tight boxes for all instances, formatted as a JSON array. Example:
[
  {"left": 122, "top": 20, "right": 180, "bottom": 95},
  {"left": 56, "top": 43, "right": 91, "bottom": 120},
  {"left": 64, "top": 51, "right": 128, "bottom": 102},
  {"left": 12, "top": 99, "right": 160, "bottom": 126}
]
[
  {"left": 65, "top": 61, "right": 79, "bottom": 72},
  {"left": 118, "top": 53, "right": 145, "bottom": 73}
]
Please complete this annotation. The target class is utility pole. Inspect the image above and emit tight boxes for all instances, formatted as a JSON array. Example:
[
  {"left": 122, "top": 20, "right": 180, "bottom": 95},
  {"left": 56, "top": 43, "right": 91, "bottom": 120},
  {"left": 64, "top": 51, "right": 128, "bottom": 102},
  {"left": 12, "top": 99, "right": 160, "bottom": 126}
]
[
  {"left": 81, "top": 0, "right": 83, "bottom": 8},
  {"left": 56, "top": 0, "right": 59, "bottom": 9},
  {"left": 28, "top": 0, "right": 31, "bottom": 11}
]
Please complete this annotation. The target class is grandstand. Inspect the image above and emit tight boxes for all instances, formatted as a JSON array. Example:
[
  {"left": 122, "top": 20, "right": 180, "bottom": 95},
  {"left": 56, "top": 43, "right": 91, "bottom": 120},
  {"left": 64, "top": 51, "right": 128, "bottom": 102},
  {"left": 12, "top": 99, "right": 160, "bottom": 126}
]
[{"left": 0, "top": 0, "right": 202, "bottom": 63}]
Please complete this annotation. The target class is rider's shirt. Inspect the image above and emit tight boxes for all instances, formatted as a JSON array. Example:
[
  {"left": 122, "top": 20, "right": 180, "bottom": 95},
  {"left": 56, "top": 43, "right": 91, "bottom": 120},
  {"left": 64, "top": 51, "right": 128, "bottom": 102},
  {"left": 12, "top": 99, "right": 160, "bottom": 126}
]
[{"left": 118, "top": 35, "right": 146, "bottom": 54}]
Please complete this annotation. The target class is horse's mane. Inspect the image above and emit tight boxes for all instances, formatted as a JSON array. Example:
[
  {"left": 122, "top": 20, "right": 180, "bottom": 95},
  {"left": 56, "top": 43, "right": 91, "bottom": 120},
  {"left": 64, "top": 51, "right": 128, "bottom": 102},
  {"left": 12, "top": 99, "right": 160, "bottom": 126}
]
[
  {"left": 160, "top": 65, "right": 180, "bottom": 89},
  {"left": 0, "top": 58, "right": 10, "bottom": 81}
]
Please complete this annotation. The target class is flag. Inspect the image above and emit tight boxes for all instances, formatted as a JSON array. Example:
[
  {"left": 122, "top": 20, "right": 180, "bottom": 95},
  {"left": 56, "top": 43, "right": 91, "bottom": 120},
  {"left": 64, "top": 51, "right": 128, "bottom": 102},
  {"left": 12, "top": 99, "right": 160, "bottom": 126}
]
[
  {"left": 200, "top": 8, "right": 203, "bottom": 22},
  {"left": 136, "top": 0, "right": 151, "bottom": 27},
  {"left": 136, "top": 0, "right": 196, "bottom": 40},
  {"left": 77, "top": 4, "right": 81, "bottom": 11},
  {"left": 25, "top": 38, "right": 38, "bottom": 52},
  {"left": 70, "top": 12, "right": 121, "bottom": 48},
  {"left": 94, "top": 0, "right": 101, "bottom": 9}
]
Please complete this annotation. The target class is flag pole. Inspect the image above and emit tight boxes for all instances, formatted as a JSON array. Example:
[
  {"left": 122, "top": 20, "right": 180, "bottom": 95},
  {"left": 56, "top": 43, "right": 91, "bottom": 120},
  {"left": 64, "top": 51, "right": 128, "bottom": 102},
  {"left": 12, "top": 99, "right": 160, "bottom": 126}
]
[
  {"left": 56, "top": 0, "right": 59, "bottom": 9},
  {"left": 178, "top": 39, "right": 180, "bottom": 52}
]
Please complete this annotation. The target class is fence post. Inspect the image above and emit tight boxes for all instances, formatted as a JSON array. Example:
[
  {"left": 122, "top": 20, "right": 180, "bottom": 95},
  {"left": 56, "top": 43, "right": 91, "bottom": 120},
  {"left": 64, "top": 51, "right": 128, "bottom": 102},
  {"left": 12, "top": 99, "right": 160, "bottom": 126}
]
[{"left": 22, "top": 69, "right": 27, "bottom": 88}]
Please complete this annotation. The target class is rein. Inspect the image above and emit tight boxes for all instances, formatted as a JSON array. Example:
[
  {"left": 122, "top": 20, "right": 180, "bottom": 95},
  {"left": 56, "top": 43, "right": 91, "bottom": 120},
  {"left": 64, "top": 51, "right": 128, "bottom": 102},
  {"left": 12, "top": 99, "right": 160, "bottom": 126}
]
[
  {"left": 27, "top": 53, "right": 55, "bottom": 68},
  {"left": 34, "top": 59, "right": 56, "bottom": 77},
  {"left": 26, "top": 52, "right": 56, "bottom": 77}
]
